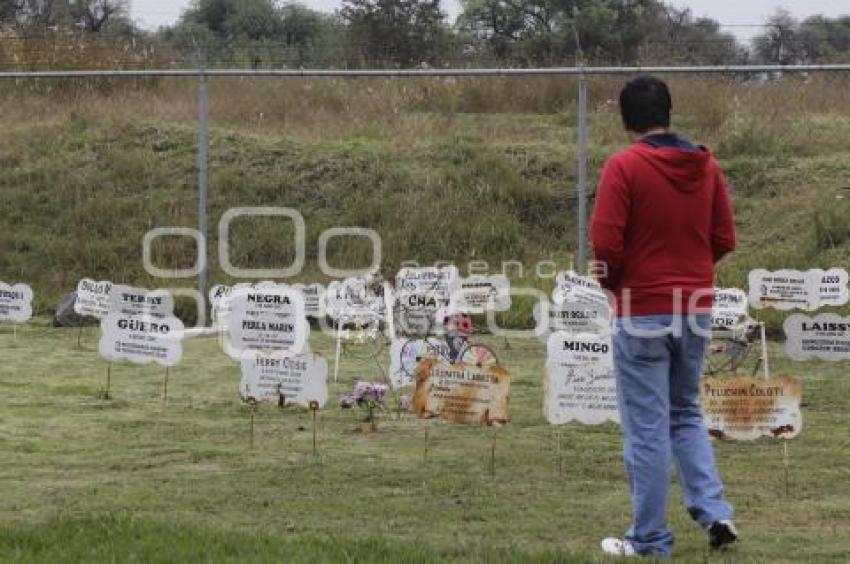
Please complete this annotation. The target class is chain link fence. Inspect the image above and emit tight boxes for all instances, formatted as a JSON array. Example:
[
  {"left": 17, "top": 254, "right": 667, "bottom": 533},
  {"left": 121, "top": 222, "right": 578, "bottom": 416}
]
[{"left": 1, "top": 65, "right": 850, "bottom": 328}]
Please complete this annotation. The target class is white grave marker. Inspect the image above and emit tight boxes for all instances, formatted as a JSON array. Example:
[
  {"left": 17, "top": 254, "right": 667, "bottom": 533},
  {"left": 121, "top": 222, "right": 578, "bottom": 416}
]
[
  {"left": 74, "top": 278, "right": 113, "bottom": 319},
  {"left": 544, "top": 332, "right": 619, "bottom": 425},
  {"left": 99, "top": 286, "right": 184, "bottom": 367},
  {"left": 748, "top": 269, "right": 820, "bottom": 311},
  {"left": 239, "top": 352, "right": 328, "bottom": 408},
  {"left": 552, "top": 271, "right": 609, "bottom": 308},
  {"left": 292, "top": 283, "right": 326, "bottom": 318},
  {"left": 227, "top": 284, "right": 308, "bottom": 359},
  {"left": 784, "top": 313, "right": 850, "bottom": 362},
  {"left": 711, "top": 288, "right": 749, "bottom": 330},
  {"left": 0, "top": 283, "right": 33, "bottom": 323},
  {"left": 325, "top": 277, "right": 386, "bottom": 323},
  {"left": 814, "top": 268, "right": 849, "bottom": 307},
  {"left": 449, "top": 274, "right": 511, "bottom": 314}
]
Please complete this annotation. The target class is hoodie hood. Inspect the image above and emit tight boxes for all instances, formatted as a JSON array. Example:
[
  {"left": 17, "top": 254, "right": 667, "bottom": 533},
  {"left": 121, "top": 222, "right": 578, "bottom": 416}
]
[{"left": 630, "top": 134, "right": 712, "bottom": 193}]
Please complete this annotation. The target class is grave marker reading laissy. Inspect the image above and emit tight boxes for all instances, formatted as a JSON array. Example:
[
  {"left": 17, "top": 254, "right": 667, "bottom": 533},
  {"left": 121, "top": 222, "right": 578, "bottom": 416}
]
[{"left": 784, "top": 313, "right": 850, "bottom": 362}]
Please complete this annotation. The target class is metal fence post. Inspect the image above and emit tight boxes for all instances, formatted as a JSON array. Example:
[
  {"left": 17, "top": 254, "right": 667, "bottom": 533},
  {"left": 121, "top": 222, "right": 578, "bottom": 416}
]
[
  {"left": 576, "top": 73, "right": 589, "bottom": 274},
  {"left": 197, "top": 69, "right": 210, "bottom": 319}
]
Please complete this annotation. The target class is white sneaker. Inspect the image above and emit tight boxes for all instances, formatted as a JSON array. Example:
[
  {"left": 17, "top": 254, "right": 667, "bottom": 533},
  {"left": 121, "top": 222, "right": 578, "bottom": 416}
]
[{"left": 601, "top": 537, "right": 637, "bottom": 557}]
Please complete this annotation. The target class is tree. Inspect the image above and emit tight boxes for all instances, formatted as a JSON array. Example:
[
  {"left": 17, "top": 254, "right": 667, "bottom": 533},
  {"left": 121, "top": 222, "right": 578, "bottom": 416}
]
[
  {"left": 798, "top": 15, "right": 850, "bottom": 63},
  {"left": 340, "top": 0, "right": 449, "bottom": 67},
  {"left": 70, "top": 1, "right": 127, "bottom": 32},
  {"left": 161, "top": 0, "right": 340, "bottom": 68},
  {"left": 457, "top": 0, "right": 744, "bottom": 66},
  {"left": 0, "top": 0, "right": 126, "bottom": 31},
  {"left": 753, "top": 9, "right": 805, "bottom": 65}
]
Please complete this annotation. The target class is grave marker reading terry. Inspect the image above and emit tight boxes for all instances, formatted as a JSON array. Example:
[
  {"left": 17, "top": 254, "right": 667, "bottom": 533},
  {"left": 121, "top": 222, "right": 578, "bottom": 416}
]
[{"left": 98, "top": 285, "right": 184, "bottom": 367}]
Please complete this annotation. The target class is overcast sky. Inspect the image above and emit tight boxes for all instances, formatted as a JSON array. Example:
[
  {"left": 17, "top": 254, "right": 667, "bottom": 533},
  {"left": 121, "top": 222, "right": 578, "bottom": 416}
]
[{"left": 130, "top": 0, "right": 849, "bottom": 44}]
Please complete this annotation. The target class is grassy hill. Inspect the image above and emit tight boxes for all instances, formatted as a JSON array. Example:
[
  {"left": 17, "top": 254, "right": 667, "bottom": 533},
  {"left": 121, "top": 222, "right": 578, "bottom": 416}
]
[{"left": 1, "top": 75, "right": 849, "bottom": 331}]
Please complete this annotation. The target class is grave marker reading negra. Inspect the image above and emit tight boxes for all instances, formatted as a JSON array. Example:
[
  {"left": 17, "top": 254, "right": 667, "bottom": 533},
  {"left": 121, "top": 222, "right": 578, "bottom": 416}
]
[{"left": 227, "top": 284, "right": 308, "bottom": 359}]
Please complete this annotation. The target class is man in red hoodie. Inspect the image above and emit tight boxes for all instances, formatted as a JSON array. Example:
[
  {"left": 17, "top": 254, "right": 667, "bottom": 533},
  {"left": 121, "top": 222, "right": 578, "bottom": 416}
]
[{"left": 590, "top": 76, "right": 737, "bottom": 558}]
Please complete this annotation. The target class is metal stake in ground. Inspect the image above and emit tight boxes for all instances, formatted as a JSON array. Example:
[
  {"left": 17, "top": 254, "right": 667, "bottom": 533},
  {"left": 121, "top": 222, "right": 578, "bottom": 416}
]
[
  {"left": 249, "top": 403, "right": 257, "bottom": 450},
  {"left": 77, "top": 324, "right": 83, "bottom": 349},
  {"left": 104, "top": 362, "right": 112, "bottom": 400},
  {"left": 163, "top": 367, "right": 169, "bottom": 403},
  {"left": 490, "top": 426, "right": 499, "bottom": 478},
  {"left": 783, "top": 440, "right": 791, "bottom": 497},
  {"left": 310, "top": 401, "right": 320, "bottom": 458},
  {"left": 423, "top": 422, "right": 430, "bottom": 463}
]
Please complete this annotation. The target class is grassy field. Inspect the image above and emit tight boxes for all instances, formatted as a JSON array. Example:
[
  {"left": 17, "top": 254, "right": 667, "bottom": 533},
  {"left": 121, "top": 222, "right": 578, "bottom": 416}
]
[
  {"left": 1, "top": 321, "right": 848, "bottom": 562},
  {"left": 1, "top": 75, "right": 850, "bottom": 333}
]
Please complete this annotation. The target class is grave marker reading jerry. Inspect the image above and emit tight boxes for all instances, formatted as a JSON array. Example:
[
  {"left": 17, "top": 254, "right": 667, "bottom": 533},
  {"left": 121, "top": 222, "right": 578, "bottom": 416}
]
[
  {"left": 239, "top": 352, "right": 328, "bottom": 408},
  {"left": 544, "top": 332, "right": 619, "bottom": 425},
  {"left": 784, "top": 313, "right": 850, "bottom": 362}
]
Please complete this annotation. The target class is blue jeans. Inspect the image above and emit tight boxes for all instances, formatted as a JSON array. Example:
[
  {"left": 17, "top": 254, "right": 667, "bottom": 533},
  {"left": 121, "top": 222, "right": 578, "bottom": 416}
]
[{"left": 613, "top": 314, "right": 733, "bottom": 557}]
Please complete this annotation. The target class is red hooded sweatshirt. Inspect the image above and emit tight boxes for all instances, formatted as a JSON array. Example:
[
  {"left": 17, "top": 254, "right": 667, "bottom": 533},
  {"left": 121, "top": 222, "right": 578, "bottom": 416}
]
[{"left": 589, "top": 134, "right": 736, "bottom": 317}]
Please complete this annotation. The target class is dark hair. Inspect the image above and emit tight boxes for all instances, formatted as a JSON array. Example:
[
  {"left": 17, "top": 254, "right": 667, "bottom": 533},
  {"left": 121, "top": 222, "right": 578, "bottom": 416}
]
[{"left": 619, "top": 76, "right": 672, "bottom": 133}]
